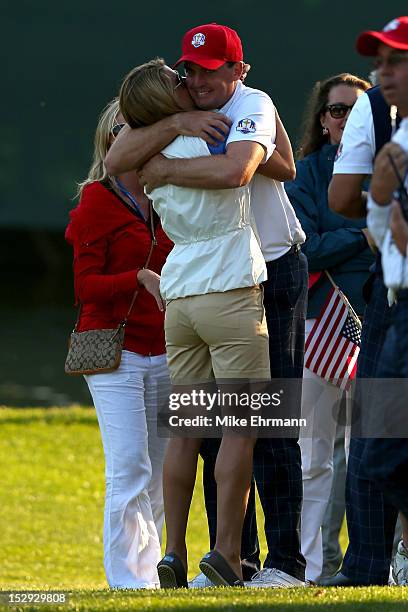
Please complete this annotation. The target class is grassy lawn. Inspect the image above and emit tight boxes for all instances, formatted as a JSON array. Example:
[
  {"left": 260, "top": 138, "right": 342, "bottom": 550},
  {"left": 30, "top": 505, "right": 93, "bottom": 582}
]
[{"left": 0, "top": 407, "right": 407, "bottom": 611}]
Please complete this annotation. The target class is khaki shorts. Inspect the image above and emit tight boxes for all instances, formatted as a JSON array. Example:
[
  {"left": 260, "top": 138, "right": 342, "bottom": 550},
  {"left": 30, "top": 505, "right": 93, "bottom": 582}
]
[{"left": 165, "top": 286, "right": 270, "bottom": 383}]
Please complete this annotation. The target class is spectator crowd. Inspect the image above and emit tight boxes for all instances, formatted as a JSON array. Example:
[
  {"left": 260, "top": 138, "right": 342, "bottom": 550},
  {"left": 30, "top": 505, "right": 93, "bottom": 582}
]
[{"left": 65, "top": 16, "right": 408, "bottom": 590}]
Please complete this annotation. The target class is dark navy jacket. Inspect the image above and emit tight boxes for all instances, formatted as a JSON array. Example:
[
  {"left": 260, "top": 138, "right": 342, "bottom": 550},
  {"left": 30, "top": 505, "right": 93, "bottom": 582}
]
[{"left": 285, "top": 144, "right": 374, "bottom": 318}]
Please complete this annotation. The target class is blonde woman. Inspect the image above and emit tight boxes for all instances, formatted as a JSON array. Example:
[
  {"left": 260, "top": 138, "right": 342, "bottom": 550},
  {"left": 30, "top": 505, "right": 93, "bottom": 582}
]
[
  {"left": 65, "top": 99, "right": 173, "bottom": 588},
  {"left": 119, "top": 59, "right": 271, "bottom": 588}
]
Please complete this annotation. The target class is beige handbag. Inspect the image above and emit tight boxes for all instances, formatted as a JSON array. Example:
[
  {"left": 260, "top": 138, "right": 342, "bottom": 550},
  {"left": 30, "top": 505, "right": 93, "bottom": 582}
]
[
  {"left": 65, "top": 204, "right": 156, "bottom": 376},
  {"left": 64, "top": 324, "right": 126, "bottom": 375}
]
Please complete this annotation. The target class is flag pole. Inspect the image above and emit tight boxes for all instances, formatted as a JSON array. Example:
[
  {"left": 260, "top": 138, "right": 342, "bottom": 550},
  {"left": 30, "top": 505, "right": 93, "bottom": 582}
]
[
  {"left": 324, "top": 270, "right": 338, "bottom": 291},
  {"left": 324, "top": 271, "right": 362, "bottom": 329}
]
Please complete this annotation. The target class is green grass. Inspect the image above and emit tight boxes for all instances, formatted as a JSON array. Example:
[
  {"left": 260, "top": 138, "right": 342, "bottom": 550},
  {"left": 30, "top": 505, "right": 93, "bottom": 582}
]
[
  {"left": 1, "top": 588, "right": 407, "bottom": 611},
  {"left": 0, "top": 407, "right": 407, "bottom": 611}
]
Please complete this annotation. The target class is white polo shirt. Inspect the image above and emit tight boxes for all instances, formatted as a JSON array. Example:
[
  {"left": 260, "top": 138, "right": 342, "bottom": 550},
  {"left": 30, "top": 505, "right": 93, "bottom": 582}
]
[
  {"left": 333, "top": 92, "right": 375, "bottom": 175},
  {"left": 367, "top": 118, "right": 408, "bottom": 291},
  {"left": 150, "top": 136, "right": 267, "bottom": 300},
  {"left": 221, "top": 80, "right": 305, "bottom": 261}
]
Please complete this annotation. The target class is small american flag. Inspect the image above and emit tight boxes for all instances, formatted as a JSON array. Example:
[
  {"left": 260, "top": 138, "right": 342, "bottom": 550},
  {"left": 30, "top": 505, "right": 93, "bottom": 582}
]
[{"left": 304, "top": 286, "right": 361, "bottom": 390}]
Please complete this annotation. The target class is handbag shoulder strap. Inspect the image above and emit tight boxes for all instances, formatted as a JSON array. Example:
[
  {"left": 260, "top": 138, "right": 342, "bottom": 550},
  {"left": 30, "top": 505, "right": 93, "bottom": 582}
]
[
  {"left": 123, "top": 201, "right": 156, "bottom": 325},
  {"left": 74, "top": 201, "right": 157, "bottom": 330}
]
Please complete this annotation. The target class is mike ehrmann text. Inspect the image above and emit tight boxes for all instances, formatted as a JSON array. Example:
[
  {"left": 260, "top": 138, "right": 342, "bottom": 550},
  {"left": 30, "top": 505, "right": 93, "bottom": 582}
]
[{"left": 168, "top": 415, "right": 307, "bottom": 428}]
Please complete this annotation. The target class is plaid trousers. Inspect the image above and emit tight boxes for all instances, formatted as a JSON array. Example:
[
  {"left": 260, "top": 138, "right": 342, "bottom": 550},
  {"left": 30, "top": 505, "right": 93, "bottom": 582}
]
[
  {"left": 201, "top": 248, "right": 308, "bottom": 582},
  {"left": 341, "top": 272, "right": 398, "bottom": 584},
  {"left": 363, "top": 294, "right": 408, "bottom": 521},
  {"left": 254, "top": 249, "right": 307, "bottom": 581}
]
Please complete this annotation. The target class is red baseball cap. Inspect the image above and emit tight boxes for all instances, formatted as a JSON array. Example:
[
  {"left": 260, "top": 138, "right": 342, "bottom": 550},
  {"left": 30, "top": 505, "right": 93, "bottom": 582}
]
[
  {"left": 173, "top": 23, "right": 243, "bottom": 70},
  {"left": 356, "top": 16, "right": 408, "bottom": 56}
]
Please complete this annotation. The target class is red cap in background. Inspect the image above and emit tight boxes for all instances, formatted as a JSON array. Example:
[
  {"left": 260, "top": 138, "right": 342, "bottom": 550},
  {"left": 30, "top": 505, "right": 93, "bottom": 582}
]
[{"left": 356, "top": 16, "right": 408, "bottom": 56}]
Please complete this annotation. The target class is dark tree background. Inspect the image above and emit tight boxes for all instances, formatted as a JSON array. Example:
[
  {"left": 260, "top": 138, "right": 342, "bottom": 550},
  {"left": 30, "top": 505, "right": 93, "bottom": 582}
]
[
  {"left": 2, "top": 1, "right": 406, "bottom": 230},
  {"left": 1, "top": 2, "right": 406, "bottom": 405}
]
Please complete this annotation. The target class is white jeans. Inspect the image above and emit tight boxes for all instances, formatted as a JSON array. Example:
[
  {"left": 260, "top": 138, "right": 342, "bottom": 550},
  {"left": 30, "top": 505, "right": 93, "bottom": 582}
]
[
  {"left": 299, "top": 319, "right": 350, "bottom": 582},
  {"left": 85, "top": 350, "right": 170, "bottom": 589}
]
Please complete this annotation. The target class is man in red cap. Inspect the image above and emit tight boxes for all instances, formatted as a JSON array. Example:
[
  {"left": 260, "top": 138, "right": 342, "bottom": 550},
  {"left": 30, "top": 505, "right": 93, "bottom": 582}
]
[
  {"left": 322, "top": 16, "right": 408, "bottom": 587},
  {"left": 329, "top": 17, "right": 408, "bottom": 217},
  {"left": 106, "top": 22, "right": 308, "bottom": 589}
]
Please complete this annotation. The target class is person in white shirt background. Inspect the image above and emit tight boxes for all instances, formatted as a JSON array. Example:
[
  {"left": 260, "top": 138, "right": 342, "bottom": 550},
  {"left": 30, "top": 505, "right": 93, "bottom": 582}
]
[
  {"left": 322, "top": 16, "right": 408, "bottom": 588},
  {"left": 107, "top": 23, "right": 308, "bottom": 589}
]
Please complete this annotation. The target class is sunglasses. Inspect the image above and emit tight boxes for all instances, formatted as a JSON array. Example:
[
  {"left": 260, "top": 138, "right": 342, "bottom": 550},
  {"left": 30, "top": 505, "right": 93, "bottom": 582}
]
[
  {"left": 173, "top": 71, "right": 186, "bottom": 91},
  {"left": 324, "top": 103, "right": 354, "bottom": 119},
  {"left": 111, "top": 123, "right": 125, "bottom": 138},
  {"left": 374, "top": 52, "right": 408, "bottom": 70}
]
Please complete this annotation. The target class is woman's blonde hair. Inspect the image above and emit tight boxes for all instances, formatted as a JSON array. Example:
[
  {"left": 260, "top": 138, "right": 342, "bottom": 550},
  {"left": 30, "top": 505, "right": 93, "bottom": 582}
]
[
  {"left": 76, "top": 98, "right": 120, "bottom": 197},
  {"left": 120, "top": 57, "right": 186, "bottom": 128}
]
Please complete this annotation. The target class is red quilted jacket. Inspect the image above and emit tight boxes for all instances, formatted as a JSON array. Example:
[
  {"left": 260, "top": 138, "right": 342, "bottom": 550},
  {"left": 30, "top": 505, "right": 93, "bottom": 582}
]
[{"left": 65, "top": 181, "right": 173, "bottom": 356}]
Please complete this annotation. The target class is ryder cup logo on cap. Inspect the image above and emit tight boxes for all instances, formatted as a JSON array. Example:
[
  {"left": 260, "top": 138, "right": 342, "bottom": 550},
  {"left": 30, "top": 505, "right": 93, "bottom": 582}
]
[
  {"left": 173, "top": 23, "right": 243, "bottom": 70},
  {"left": 192, "top": 32, "right": 206, "bottom": 48},
  {"left": 236, "top": 118, "right": 256, "bottom": 134}
]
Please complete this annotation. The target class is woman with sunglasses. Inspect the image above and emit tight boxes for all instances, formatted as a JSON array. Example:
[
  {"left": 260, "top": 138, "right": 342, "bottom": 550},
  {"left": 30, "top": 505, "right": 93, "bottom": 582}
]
[
  {"left": 65, "top": 98, "right": 173, "bottom": 589},
  {"left": 284, "top": 73, "right": 374, "bottom": 584}
]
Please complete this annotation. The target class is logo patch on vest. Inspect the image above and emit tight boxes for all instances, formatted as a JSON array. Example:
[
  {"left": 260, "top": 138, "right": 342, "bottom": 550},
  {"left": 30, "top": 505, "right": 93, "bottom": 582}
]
[
  {"left": 236, "top": 118, "right": 256, "bottom": 134},
  {"left": 192, "top": 33, "right": 206, "bottom": 47}
]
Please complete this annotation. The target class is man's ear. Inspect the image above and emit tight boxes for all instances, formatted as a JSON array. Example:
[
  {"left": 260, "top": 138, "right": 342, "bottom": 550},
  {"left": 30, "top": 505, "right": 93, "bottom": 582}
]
[
  {"left": 233, "top": 61, "right": 244, "bottom": 81},
  {"left": 241, "top": 63, "right": 251, "bottom": 82}
]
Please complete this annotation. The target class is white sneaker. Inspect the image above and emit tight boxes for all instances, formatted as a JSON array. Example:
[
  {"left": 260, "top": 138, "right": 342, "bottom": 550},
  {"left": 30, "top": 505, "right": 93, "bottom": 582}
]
[
  {"left": 388, "top": 564, "right": 396, "bottom": 586},
  {"left": 188, "top": 571, "right": 215, "bottom": 588},
  {"left": 244, "top": 568, "right": 305, "bottom": 588},
  {"left": 392, "top": 540, "right": 408, "bottom": 586}
]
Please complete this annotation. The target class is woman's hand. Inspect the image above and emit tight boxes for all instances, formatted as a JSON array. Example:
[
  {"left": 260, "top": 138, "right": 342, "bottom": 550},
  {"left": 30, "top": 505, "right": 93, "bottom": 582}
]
[
  {"left": 173, "top": 111, "right": 231, "bottom": 146},
  {"left": 137, "top": 269, "right": 165, "bottom": 312},
  {"left": 390, "top": 200, "right": 408, "bottom": 256}
]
